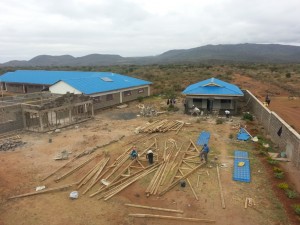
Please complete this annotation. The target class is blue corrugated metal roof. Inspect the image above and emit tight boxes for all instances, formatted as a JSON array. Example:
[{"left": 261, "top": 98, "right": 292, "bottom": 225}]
[
  {"left": 61, "top": 75, "right": 151, "bottom": 95},
  {"left": 182, "top": 77, "right": 244, "bottom": 96},
  {"left": 1, "top": 70, "right": 151, "bottom": 94}
]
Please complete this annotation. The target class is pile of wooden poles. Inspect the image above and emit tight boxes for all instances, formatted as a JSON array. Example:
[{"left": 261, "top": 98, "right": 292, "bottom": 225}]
[{"left": 139, "top": 120, "right": 184, "bottom": 134}]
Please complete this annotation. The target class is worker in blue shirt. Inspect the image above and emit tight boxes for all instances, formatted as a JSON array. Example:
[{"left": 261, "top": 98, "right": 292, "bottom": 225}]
[
  {"left": 200, "top": 144, "right": 210, "bottom": 163},
  {"left": 130, "top": 146, "right": 138, "bottom": 160}
]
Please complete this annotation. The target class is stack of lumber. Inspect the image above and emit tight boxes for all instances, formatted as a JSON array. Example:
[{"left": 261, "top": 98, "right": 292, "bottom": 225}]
[{"left": 139, "top": 120, "right": 184, "bottom": 133}]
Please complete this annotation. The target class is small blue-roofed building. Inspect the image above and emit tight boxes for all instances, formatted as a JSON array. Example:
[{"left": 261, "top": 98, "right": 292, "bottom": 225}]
[
  {"left": 0, "top": 70, "right": 152, "bottom": 110},
  {"left": 182, "top": 77, "right": 244, "bottom": 115}
]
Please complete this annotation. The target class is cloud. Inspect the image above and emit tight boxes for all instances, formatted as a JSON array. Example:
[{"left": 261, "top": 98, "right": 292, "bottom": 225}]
[{"left": 0, "top": 0, "right": 300, "bottom": 62}]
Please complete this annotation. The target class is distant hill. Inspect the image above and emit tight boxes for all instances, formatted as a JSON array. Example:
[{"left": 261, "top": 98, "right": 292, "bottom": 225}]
[{"left": 2, "top": 43, "right": 300, "bottom": 67}]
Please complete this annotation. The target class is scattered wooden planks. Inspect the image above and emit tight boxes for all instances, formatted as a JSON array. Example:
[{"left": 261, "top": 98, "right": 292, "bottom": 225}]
[
  {"left": 102, "top": 164, "right": 160, "bottom": 201},
  {"left": 54, "top": 154, "right": 101, "bottom": 182}
]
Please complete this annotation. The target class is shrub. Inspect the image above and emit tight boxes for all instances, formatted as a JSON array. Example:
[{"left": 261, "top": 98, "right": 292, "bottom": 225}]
[
  {"left": 286, "top": 189, "right": 298, "bottom": 199},
  {"left": 242, "top": 112, "right": 253, "bottom": 121},
  {"left": 267, "top": 159, "right": 279, "bottom": 165},
  {"left": 229, "top": 133, "right": 234, "bottom": 139},
  {"left": 274, "top": 172, "right": 284, "bottom": 179},
  {"left": 273, "top": 167, "right": 283, "bottom": 173},
  {"left": 293, "top": 204, "right": 300, "bottom": 215},
  {"left": 259, "top": 150, "right": 267, "bottom": 156},
  {"left": 278, "top": 182, "right": 289, "bottom": 190}
]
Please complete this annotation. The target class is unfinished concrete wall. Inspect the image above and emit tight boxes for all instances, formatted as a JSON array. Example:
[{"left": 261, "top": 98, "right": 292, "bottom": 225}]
[
  {"left": 2, "top": 92, "right": 59, "bottom": 103},
  {"left": 244, "top": 90, "right": 300, "bottom": 169},
  {"left": 0, "top": 103, "right": 24, "bottom": 133}
]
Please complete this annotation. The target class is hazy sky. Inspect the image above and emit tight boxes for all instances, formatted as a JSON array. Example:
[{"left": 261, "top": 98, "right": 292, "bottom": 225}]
[{"left": 1, "top": 0, "right": 300, "bottom": 63}]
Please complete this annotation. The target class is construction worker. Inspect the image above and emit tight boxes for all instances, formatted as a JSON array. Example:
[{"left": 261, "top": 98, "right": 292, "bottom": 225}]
[
  {"left": 200, "top": 144, "right": 210, "bottom": 163},
  {"left": 146, "top": 149, "right": 154, "bottom": 164},
  {"left": 130, "top": 146, "right": 138, "bottom": 160}
]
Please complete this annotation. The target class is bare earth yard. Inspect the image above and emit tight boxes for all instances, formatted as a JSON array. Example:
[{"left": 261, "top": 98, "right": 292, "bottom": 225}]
[{"left": 0, "top": 97, "right": 298, "bottom": 225}]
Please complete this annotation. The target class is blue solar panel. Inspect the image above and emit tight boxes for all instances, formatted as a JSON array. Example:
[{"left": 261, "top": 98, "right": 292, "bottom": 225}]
[
  {"left": 196, "top": 131, "right": 210, "bottom": 145},
  {"left": 233, "top": 150, "right": 251, "bottom": 183}
]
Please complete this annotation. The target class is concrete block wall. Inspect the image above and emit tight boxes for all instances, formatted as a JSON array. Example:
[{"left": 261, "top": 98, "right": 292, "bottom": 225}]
[
  {"left": 0, "top": 104, "right": 24, "bottom": 133},
  {"left": 122, "top": 87, "right": 149, "bottom": 103},
  {"left": 244, "top": 90, "right": 300, "bottom": 169}
]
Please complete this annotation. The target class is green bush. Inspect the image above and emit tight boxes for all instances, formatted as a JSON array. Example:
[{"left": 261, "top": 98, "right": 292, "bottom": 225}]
[
  {"left": 293, "top": 204, "right": 300, "bottom": 215},
  {"left": 273, "top": 166, "right": 283, "bottom": 173},
  {"left": 242, "top": 112, "right": 253, "bottom": 121},
  {"left": 286, "top": 189, "right": 298, "bottom": 199},
  {"left": 274, "top": 172, "right": 284, "bottom": 179},
  {"left": 278, "top": 182, "right": 289, "bottom": 190},
  {"left": 267, "top": 159, "right": 279, "bottom": 165}
]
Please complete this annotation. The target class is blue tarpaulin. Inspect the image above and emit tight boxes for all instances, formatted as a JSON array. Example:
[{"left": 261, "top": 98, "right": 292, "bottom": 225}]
[
  {"left": 233, "top": 150, "right": 251, "bottom": 183},
  {"left": 237, "top": 128, "right": 250, "bottom": 141},
  {"left": 197, "top": 131, "right": 210, "bottom": 146}
]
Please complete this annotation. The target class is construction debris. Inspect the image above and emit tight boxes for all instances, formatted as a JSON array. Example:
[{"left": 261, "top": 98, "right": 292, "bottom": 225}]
[
  {"left": 0, "top": 136, "right": 26, "bottom": 151},
  {"left": 69, "top": 191, "right": 79, "bottom": 199},
  {"left": 244, "top": 197, "right": 255, "bottom": 208},
  {"left": 138, "top": 104, "right": 158, "bottom": 117},
  {"left": 54, "top": 150, "right": 70, "bottom": 160}
]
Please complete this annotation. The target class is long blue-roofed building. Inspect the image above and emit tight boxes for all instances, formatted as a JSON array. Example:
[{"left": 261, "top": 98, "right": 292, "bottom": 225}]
[
  {"left": 182, "top": 77, "right": 244, "bottom": 115},
  {"left": 0, "top": 70, "right": 152, "bottom": 110}
]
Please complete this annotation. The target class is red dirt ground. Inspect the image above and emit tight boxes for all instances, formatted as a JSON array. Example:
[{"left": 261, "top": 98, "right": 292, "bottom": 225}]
[{"left": 0, "top": 100, "right": 299, "bottom": 225}]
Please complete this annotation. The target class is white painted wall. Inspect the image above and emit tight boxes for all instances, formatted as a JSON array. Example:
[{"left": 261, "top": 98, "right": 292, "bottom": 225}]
[{"left": 49, "top": 81, "right": 82, "bottom": 94}]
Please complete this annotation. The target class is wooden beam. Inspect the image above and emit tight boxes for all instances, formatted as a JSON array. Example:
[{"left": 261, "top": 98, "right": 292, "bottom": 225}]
[
  {"left": 128, "top": 214, "right": 216, "bottom": 223},
  {"left": 8, "top": 183, "right": 76, "bottom": 199},
  {"left": 125, "top": 203, "right": 183, "bottom": 214},
  {"left": 217, "top": 166, "right": 226, "bottom": 209}
]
